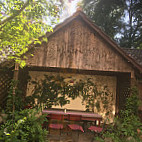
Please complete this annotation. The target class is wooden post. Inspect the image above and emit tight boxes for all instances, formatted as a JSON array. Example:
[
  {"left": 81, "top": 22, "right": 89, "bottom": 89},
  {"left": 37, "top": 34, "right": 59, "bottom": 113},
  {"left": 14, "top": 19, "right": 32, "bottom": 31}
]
[
  {"left": 13, "top": 63, "right": 19, "bottom": 80},
  {"left": 12, "top": 63, "right": 19, "bottom": 114}
]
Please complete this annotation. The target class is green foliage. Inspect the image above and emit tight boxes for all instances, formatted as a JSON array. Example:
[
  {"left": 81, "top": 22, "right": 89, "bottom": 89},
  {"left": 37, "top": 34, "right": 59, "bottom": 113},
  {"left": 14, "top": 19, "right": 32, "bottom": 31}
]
[
  {"left": 0, "top": 109, "right": 47, "bottom": 142},
  {"left": 0, "top": 80, "right": 47, "bottom": 142},
  {"left": 0, "top": 0, "right": 64, "bottom": 66},
  {"left": 82, "top": 0, "right": 125, "bottom": 38},
  {"left": 82, "top": 0, "right": 142, "bottom": 49},
  {"left": 81, "top": 78, "right": 113, "bottom": 117},
  {"left": 26, "top": 74, "right": 84, "bottom": 108},
  {"left": 28, "top": 74, "right": 113, "bottom": 119},
  {"left": 122, "top": 87, "right": 139, "bottom": 116},
  {"left": 119, "top": 0, "right": 142, "bottom": 49},
  {"left": 94, "top": 87, "right": 142, "bottom": 142},
  {"left": 0, "top": 74, "right": 115, "bottom": 141},
  {"left": 5, "top": 80, "right": 23, "bottom": 113}
]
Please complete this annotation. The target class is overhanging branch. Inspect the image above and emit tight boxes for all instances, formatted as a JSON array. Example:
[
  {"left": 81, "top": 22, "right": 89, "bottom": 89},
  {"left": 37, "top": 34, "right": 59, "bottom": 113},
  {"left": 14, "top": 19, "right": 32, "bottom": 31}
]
[{"left": 0, "top": 0, "right": 30, "bottom": 26}]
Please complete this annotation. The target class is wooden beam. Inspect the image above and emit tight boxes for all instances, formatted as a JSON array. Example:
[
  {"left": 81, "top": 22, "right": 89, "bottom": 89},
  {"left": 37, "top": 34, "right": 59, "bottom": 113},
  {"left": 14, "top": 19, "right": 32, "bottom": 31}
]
[{"left": 12, "top": 63, "right": 19, "bottom": 115}]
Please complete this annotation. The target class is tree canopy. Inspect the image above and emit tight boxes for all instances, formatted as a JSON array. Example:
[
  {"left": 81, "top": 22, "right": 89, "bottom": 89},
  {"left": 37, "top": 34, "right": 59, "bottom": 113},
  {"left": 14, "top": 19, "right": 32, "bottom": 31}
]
[
  {"left": 82, "top": 0, "right": 142, "bottom": 49},
  {"left": 119, "top": 0, "right": 142, "bottom": 49},
  {"left": 83, "top": 0, "right": 125, "bottom": 39},
  {"left": 0, "top": 0, "right": 64, "bottom": 67}
]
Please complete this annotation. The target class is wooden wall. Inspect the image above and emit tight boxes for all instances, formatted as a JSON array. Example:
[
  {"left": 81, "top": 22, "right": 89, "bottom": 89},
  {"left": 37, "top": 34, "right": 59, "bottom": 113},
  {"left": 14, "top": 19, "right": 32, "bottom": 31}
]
[{"left": 26, "top": 19, "right": 134, "bottom": 76}]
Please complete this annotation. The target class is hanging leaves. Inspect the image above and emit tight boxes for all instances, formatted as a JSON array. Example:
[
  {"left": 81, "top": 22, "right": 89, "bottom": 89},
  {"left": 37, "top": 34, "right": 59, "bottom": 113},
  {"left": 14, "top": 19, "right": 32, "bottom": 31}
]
[{"left": 0, "top": 0, "right": 64, "bottom": 66}]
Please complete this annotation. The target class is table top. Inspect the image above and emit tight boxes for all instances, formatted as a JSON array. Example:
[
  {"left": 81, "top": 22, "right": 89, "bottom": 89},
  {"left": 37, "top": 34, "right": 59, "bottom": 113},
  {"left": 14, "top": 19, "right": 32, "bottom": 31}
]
[{"left": 42, "top": 109, "right": 102, "bottom": 119}]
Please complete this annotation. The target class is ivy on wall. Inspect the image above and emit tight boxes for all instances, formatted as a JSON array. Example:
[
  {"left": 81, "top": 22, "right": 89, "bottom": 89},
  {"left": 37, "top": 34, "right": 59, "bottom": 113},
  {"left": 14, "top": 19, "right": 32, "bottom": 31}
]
[{"left": 27, "top": 74, "right": 114, "bottom": 119}]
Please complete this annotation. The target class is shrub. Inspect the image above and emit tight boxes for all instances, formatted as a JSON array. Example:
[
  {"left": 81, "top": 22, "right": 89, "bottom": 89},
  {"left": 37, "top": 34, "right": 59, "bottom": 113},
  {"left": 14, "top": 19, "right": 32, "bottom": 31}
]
[
  {"left": 0, "top": 109, "right": 47, "bottom": 142},
  {"left": 95, "top": 87, "right": 142, "bottom": 142}
]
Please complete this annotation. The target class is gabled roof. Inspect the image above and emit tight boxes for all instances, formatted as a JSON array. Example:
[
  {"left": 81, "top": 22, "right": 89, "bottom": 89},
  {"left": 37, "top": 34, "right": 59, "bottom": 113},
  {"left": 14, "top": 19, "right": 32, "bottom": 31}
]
[
  {"left": 123, "top": 49, "right": 142, "bottom": 66},
  {"left": 45, "top": 9, "right": 142, "bottom": 73},
  {"left": 1, "top": 10, "right": 142, "bottom": 74}
]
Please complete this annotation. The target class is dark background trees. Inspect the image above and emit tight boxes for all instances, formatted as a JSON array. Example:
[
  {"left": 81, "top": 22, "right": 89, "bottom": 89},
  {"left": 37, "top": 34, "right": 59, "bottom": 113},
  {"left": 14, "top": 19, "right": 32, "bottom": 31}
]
[{"left": 82, "top": 0, "right": 142, "bottom": 49}]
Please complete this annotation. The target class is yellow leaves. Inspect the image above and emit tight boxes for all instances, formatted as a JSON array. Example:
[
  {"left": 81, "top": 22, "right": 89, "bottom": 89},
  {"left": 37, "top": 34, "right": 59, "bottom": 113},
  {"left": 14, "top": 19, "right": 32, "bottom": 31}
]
[
  {"left": 47, "top": 26, "right": 53, "bottom": 32},
  {"left": 23, "top": 117, "right": 27, "bottom": 120},
  {"left": 4, "top": 132, "right": 10, "bottom": 136},
  {"left": 20, "top": 60, "right": 26, "bottom": 68},
  {"left": 42, "top": 37, "right": 48, "bottom": 43},
  {"left": 1, "top": 0, "right": 63, "bottom": 67},
  {"left": 34, "top": 39, "right": 41, "bottom": 45}
]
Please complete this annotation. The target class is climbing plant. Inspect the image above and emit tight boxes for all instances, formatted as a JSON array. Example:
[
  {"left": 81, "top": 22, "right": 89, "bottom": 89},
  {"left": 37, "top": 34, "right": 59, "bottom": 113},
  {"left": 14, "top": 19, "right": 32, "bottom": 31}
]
[
  {"left": 95, "top": 87, "right": 142, "bottom": 142},
  {"left": 26, "top": 74, "right": 84, "bottom": 108},
  {"left": 27, "top": 74, "right": 114, "bottom": 119},
  {"left": 0, "top": 81, "right": 47, "bottom": 142},
  {"left": 82, "top": 78, "right": 113, "bottom": 117}
]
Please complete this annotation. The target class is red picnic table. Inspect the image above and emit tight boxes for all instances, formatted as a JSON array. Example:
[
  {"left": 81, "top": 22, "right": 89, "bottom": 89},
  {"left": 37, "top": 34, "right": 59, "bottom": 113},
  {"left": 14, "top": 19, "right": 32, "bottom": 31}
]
[
  {"left": 42, "top": 109, "right": 102, "bottom": 125},
  {"left": 43, "top": 109, "right": 103, "bottom": 134}
]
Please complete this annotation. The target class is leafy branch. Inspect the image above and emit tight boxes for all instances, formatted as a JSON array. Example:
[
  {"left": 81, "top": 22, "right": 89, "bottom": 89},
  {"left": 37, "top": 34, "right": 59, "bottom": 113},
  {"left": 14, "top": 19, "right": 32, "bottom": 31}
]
[{"left": 0, "top": 0, "right": 31, "bottom": 26}]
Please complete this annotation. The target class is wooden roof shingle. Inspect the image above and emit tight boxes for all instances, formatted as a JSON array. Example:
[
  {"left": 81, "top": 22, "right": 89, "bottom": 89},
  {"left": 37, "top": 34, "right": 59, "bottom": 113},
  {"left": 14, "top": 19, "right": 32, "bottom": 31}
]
[{"left": 123, "top": 49, "right": 142, "bottom": 66}]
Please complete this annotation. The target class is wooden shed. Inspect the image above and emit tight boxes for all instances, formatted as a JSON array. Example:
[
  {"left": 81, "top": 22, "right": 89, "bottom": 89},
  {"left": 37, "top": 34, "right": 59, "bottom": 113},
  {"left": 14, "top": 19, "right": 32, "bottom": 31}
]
[{"left": 0, "top": 10, "right": 142, "bottom": 120}]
